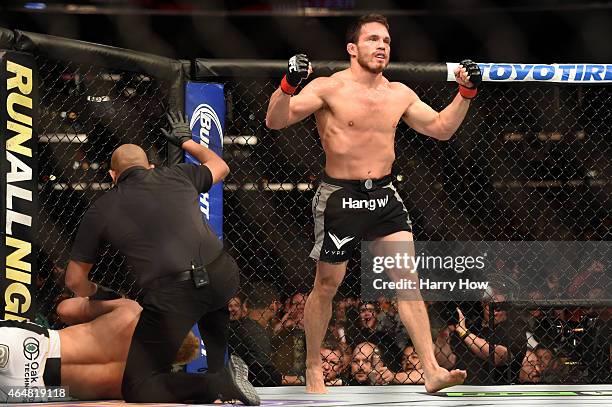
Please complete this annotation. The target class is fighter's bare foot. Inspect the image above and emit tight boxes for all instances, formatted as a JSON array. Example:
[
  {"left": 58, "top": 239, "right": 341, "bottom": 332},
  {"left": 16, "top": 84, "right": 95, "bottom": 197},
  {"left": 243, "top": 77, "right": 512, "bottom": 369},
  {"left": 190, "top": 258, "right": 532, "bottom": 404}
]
[
  {"left": 305, "top": 366, "right": 327, "bottom": 394},
  {"left": 424, "top": 367, "right": 467, "bottom": 393}
]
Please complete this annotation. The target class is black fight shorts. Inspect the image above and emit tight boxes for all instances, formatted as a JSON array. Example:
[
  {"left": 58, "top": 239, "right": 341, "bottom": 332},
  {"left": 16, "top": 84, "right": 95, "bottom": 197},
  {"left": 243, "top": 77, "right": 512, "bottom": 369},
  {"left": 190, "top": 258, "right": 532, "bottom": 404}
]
[{"left": 309, "top": 173, "right": 413, "bottom": 263}]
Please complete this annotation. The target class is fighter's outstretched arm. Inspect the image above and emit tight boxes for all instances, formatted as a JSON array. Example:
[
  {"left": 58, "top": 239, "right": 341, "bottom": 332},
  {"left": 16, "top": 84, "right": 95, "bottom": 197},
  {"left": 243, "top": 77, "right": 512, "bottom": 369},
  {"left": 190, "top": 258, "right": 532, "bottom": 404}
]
[
  {"left": 402, "top": 91, "right": 471, "bottom": 141},
  {"left": 402, "top": 60, "right": 481, "bottom": 141},
  {"left": 266, "top": 78, "right": 327, "bottom": 129},
  {"left": 265, "top": 54, "right": 328, "bottom": 129},
  {"left": 57, "top": 297, "right": 141, "bottom": 325}
]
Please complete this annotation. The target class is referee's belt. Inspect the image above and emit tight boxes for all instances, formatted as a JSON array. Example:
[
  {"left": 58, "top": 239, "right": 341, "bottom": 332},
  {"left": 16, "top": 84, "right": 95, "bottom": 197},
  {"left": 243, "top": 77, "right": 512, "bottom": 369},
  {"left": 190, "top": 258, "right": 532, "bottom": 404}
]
[{"left": 145, "top": 270, "right": 193, "bottom": 290}]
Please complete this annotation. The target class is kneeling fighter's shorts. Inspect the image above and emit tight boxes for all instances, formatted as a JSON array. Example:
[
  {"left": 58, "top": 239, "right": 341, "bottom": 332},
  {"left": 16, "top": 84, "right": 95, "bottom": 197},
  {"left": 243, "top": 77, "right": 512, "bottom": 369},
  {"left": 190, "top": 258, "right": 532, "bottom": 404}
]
[
  {"left": 309, "top": 173, "right": 412, "bottom": 263},
  {"left": 0, "top": 320, "right": 62, "bottom": 389}
]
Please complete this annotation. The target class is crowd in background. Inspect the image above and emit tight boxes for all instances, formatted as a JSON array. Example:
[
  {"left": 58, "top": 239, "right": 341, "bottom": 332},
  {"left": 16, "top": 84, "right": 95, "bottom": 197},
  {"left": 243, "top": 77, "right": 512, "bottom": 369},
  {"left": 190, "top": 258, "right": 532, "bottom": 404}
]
[{"left": 228, "top": 261, "right": 611, "bottom": 387}]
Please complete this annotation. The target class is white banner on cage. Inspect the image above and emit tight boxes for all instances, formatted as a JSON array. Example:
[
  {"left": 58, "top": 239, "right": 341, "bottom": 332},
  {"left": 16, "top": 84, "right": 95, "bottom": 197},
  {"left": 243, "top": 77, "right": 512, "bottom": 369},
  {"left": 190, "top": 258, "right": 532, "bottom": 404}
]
[{"left": 447, "top": 62, "right": 612, "bottom": 83}]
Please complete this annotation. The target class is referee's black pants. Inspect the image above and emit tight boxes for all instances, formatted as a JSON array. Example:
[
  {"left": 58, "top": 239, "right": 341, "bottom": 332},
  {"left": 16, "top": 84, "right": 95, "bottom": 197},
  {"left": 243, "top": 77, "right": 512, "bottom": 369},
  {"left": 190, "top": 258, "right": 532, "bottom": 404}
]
[{"left": 121, "top": 252, "right": 239, "bottom": 403}]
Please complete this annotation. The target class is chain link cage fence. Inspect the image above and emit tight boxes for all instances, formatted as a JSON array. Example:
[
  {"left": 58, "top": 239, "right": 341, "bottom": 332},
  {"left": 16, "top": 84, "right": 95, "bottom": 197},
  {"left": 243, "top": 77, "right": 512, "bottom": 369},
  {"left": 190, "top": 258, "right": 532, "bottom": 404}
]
[
  {"left": 6, "top": 30, "right": 609, "bottom": 388},
  {"left": 202, "top": 62, "right": 611, "bottom": 386},
  {"left": 36, "top": 62, "right": 169, "bottom": 322},
  {"left": 0, "top": 29, "right": 185, "bottom": 327}
]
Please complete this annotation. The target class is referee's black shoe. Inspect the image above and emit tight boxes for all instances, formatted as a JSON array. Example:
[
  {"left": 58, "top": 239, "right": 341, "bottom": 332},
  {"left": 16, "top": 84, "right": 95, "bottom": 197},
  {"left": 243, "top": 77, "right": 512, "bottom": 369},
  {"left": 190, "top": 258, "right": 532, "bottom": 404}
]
[{"left": 219, "top": 354, "right": 260, "bottom": 406}]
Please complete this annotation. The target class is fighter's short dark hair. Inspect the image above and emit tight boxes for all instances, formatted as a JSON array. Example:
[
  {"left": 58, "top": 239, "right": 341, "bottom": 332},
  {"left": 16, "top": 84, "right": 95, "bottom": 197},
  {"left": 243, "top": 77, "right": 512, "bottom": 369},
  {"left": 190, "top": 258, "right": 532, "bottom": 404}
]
[{"left": 346, "top": 14, "right": 390, "bottom": 44}]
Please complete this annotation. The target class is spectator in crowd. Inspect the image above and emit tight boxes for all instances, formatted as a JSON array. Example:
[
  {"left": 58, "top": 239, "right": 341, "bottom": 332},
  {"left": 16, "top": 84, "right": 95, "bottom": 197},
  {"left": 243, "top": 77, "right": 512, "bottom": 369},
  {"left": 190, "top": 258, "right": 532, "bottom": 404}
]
[
  {"left": 525, "top": 289, "right": 545, "bottom": 349},
  {"left": 273, "top": 292, "right": 309, "bottom": 375},
  {"left": 376, "top": 296, "right": 395, "bottom": 328},
  {"left": 357, "top": 301, "right": 378, "bottom": 331},
  {"left": 545, "top": 271, "right": 562, "bottom": 299},
  {"left": 346, "top": 301, "right": 402, "bottom": 371},
  {"left": 376, "top": 298, "right": 411, "bottom": 351},
  {"left": 329, "top": 301, "right": 348, "bottom": 342},
  {"left": 433, "top": 326, "right": 458, "bottom": 370},
  {"left": 527, "top": 290, "right": 545, "bottom": 320},
  {"left": 329, "top": 298, "right": 359, "bottom": 354},
  {"left": 327, "top": 307, "right": 352, "bottom": 369},
  {"left": 587, "top": 286, "right": 605, "bottom": 300},
  {"left": 334, "top": 297, "right": 359, "bottom": 324},
  {"left": 348, "top": 342, "right": 388, "bottom": 385},
  {"left": 396, "top": 345, "right": 425, "bottom": 384},
  {"left": 448, "top": 291, "right": 527, "bottom": 384},
  {"left": 275, "top": 292, "right": 308, "bottom": 334},
  {"left": 519, "top": 345, "right": 560, "bottom": 383},
  {"left": 324, "top": 317, "right": 353, "bottom": 384},
  {"left": 229, "top": 281, "right": 301, "bottom": 386},
  {"left": 348, "top": 341, "right": 423, "bottom": 385},
  {"left": 568, "top": 260, "right": 605, "bottom": 298},
  {"left": 229, "top": 294, "right": 248, "bottom": 321},
  {"left": 402, "top": 345, "right": 421, "bottom": 370},
  {"left": 320, "top": 336, "right": 349, "bottom": 386}
]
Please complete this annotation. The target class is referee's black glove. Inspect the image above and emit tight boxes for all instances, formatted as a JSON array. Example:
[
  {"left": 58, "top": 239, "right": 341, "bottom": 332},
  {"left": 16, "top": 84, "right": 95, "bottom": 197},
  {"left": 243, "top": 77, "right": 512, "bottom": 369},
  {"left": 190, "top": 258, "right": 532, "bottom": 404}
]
[
  {"left": 89, "top": 284, "right": 122, "bottom": 301},
  {"left": 161, "top": 111, "right": 192, "bottom": 147}
]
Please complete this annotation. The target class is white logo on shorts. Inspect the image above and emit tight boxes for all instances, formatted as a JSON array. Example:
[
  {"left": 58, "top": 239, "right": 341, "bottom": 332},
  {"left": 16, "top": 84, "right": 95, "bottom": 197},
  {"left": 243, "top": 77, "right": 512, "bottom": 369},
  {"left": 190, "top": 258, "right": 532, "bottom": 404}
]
[
  {"left": 342, "top": 196, "right": 388, "bottom": 211},
  {"left": 328, "top": 232, "right": 354, "bottom": 250},
  {"left": 0, "top": 344, "right": 9, "bottom": 369}
]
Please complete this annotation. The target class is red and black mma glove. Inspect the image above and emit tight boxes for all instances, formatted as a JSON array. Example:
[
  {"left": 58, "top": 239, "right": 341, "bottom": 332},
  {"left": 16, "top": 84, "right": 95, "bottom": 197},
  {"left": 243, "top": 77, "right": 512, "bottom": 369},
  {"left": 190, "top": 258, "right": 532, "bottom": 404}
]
[
  {"left": 457, "top": 59, "right": 482, "bottom": 99},
  {"left": 281, "top": 54, "right": 310, "bottom": 95}
]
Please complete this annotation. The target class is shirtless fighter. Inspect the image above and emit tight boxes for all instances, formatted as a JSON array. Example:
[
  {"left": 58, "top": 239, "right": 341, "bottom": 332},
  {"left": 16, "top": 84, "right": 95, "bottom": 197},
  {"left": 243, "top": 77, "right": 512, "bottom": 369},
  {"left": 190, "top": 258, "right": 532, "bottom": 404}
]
[
  {"left": 266, "top": 14, "right": 480, "bottom": 393},
  {"left": 0, "top": 298, "right": 254, "bottom": 403}
]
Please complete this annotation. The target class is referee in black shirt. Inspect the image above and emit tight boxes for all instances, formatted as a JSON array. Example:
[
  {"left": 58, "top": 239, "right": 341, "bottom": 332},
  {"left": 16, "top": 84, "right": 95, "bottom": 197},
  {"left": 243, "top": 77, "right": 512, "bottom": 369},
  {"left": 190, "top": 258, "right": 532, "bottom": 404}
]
[{"left": 64, "top": 112, "right": 259, "bottom": 405}]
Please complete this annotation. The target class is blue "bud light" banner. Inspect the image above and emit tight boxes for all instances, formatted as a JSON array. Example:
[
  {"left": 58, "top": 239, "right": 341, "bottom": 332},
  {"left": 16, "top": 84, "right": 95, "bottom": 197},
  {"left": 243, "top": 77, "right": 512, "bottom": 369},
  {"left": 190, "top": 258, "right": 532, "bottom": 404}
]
[
  {"left": 185, "top": 82, "right": 225, "bottom": 373},
  {"left": 185, "top": 82, "right": 224, "bottom": 239}
]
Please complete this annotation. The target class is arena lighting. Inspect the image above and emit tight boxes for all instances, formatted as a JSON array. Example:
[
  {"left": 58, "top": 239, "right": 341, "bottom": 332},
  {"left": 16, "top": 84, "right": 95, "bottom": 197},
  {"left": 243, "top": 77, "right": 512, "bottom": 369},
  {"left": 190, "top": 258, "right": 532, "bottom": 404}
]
[
  {"left": 24, "top": 3, "right": 46, "bottom": 10},
  {"left": 9, "top": 1, "right": 612, "bottom": 15}
]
